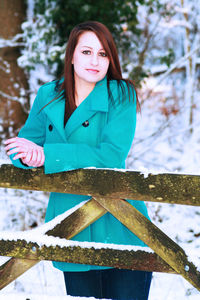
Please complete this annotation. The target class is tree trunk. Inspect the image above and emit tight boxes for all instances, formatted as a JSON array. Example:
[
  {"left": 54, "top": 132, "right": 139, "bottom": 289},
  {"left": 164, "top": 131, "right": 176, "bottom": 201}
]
[
  {"left": 181, "top": 0, "right": 196, "bottom": 133},
  {"left": 0, "top": 0, "right": 29, "bottom": 141}
]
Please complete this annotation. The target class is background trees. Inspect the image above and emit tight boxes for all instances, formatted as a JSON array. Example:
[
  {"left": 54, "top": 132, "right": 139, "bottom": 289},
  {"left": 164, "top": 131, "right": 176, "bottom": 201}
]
[{"left": 0, "top": 0, "right": 29, "bottom": 140}]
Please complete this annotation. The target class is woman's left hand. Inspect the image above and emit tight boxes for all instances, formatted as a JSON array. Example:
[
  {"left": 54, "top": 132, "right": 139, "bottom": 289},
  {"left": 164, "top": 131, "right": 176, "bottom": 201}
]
[{"left": 4, "top": 137, "right": 45, "bottom": 167}]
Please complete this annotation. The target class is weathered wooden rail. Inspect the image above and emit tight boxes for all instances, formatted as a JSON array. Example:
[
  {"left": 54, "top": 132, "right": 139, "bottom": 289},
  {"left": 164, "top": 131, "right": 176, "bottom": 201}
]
[{"left": 0, "top": 164, "right": 200, "bottom": 292}]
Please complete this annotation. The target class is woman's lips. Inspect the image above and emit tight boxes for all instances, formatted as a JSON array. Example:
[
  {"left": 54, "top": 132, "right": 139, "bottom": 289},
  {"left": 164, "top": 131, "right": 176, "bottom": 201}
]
[{"left": 86, "top": 69, "right": 99, "bottom": 74}]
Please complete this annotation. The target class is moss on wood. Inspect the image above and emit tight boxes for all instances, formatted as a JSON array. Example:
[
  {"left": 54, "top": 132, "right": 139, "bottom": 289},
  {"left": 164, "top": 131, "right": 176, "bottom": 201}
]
[
  {"left": 94, "top": 197, "right": 200, "bottom": 291},
  {"left": 1, "top": 164, "right": 200, "bottom": 205},
  {"left": 0, "top": 165, "right": 200, "bottom": 290}
]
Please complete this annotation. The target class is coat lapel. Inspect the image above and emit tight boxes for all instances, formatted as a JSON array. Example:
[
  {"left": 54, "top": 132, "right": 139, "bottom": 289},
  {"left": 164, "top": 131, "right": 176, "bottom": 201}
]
[
  {"left": 44, "top": 97, "right": 67, "bottom": 142},
  {"left": 43, "top": 76, "right": 109, "bottom": 142},
  {"left": 65, "top": 76, "right": 109, "bottom": 139}
]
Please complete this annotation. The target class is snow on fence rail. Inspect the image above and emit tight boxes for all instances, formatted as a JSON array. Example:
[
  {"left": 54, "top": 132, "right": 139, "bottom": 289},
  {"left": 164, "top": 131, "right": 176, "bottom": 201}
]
[{"left": 0, "top": 164, "right": 200, "bottom": 292}]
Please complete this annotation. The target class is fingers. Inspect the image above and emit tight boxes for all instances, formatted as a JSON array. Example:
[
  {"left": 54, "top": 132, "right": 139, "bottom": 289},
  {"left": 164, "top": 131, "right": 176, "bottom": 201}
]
[
  {"left": 23, "top": 150, "right": 32, "bottom": 164},
  {"left": 6, "top": 145, "right": 29, "bottom": 155},
  {"left": 12, "top": 152, "right": 27, "bottom": 160},
  {"left": 6, "top": 147, "right": 20, "bottom": 155},
  {"left": 4, "top": 137, "right": 19, "bottom": 145},
  {"left": 4, "top": 137, "right": 27, "bottom": 146},
  {"left": 21, "top": 148, "right": 45, "bottom": 167},
  {"left": 5, "top": 137, "right": 34, "bottom": 148},
  {"left": 27, "top": 150, "right": 38, "bottom": 167},
  {"left": 5, "top": 142, "right": 21, "bottom": 152},
  {"left": 4, "top": 137, "right": 45, "bottom": 167},
  {"left": 21, "top": 157, "right": 32, "bottom": 166},
  {"left": 31, "top": 148, "right": 45, "bottom": 167},
  {"left": 36, "top": 149, "right": 45, "bottom": 167},
  {"left": 37, "top": 149, "right": 42, "bottom": 164},
  {"left": 5, "top": 137, "right": 35, "bottom": 156},
  {"left": 5, "top": 138, "right": 31, "bottom": 153},
  {"left": 32, "top": 149, "right": 38, "bottom": 162}
]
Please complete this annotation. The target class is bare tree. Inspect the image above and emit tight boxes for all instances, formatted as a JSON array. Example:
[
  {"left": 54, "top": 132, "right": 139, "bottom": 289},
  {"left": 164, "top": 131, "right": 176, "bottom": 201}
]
[{"left": 0, "top": 0, "right": 29, "bottom": 141}]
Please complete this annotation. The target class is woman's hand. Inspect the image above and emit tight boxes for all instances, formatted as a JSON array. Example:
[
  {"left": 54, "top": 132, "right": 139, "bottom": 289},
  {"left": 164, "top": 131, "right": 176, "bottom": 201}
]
[{"left": 4, "top": 137, "right": 45, "bottom": 167}]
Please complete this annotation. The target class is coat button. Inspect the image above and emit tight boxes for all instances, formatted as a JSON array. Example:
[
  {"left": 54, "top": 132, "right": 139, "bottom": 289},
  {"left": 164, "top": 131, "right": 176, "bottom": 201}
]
[
  {"left": 82, "top": 120, "right": 89, "bottom": 127},
  {"left": 49, "top": 124, "right": 53, "bottom": 131}
]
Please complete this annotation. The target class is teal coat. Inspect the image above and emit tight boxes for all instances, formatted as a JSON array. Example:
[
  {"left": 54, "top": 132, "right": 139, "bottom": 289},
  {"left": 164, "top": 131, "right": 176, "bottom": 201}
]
[{"left": 11, "top": 76, "right": 150, "bottom": 272}]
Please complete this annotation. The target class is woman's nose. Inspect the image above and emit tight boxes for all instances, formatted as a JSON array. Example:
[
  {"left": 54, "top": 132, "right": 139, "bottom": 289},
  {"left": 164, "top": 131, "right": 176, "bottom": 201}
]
[{"left": 91, "top": 54, "right": 98, "bottom": 65}]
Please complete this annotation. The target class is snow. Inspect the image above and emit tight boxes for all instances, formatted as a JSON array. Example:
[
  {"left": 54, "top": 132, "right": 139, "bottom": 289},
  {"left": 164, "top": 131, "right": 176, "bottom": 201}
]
[
  {"left": 0, "top": 228, "right": 154, "bottom": 254},
  {"left": 160, "top": 20, "right": 193, "bottom": 29},
  {"left": 0, "top": 293, "right": 102, "bottom": 300},
  {"left": 0, "top": 36, "right": 24, "bottom": 48},
  {"left": 0, "top": 90, "right": 19, "bottom": 101},
  {"left": 33, "top": 201, "right": 89, "bottom": 235}
]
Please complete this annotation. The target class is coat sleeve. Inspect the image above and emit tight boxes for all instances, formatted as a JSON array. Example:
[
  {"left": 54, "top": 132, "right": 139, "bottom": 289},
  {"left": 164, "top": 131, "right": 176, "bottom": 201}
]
[
  {"left": 9, "top": 85, "right": 47, "bottom": 169},
  {"left": 44, "top": 85, "right": 137, "bottom": 174}
]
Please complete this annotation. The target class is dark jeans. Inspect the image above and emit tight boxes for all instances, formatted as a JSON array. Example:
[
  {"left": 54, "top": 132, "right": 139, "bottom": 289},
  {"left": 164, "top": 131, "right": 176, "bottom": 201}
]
[{"left": 64, "top": 268, "right": 152, "bottom": 300}]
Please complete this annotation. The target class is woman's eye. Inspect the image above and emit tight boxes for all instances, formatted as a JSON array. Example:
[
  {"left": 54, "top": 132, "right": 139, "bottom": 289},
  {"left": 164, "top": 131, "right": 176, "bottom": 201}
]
[
  {"left": 82, "top": 50, "right": 91, "bottom": 55},
  {"left": 99, "top": 52, "right": 107, "bottom": 57}
]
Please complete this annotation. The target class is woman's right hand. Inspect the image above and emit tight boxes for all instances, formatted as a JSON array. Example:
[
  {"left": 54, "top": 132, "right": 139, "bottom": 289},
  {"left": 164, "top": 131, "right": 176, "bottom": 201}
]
[{"left": 4, "top": 137, "right": 45, "bottom": 167}]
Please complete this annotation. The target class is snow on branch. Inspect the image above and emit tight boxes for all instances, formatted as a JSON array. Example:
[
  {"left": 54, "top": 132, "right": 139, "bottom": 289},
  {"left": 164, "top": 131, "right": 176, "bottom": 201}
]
[
  {"left": 151, "top": 44, "right": 200, "bottom": 90},
  {"left": 0, "top": 90, "right": 21, "bottom": 101},
  {"left": 0, "top": 35, "right": 25, "bottom": 48}
]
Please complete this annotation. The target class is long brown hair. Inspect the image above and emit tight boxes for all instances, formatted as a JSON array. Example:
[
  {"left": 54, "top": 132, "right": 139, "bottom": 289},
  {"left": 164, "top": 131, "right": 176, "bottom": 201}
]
[{"left": 54, "top": 21, "right": 139, "bottom": 123}]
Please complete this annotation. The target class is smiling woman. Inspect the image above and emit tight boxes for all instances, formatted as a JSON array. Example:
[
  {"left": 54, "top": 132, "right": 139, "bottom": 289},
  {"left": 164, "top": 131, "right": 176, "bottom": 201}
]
[
  {"left": 4, "top": 21, "right": 152, "bottom": 299},
  {"left": 72, "top": 31, "right": 110, "bottom": 106}
]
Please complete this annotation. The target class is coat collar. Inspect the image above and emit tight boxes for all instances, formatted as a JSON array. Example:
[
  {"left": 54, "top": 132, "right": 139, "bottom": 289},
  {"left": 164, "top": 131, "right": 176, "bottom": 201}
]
[
  {"left": 85, "top": 76, "right": 108, "bottom": 112},
  {"left": 44, "top": 76, "right": 109, "bottom": 141}
]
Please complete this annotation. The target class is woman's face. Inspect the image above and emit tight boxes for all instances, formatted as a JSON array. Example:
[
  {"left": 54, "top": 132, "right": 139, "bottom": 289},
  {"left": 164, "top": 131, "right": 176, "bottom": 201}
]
[{"left": 72, "top": 31, "right": 110, "bottom": 86}]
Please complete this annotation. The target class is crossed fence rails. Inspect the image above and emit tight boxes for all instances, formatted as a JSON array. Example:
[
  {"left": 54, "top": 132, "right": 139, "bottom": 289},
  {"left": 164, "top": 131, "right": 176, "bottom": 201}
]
[{"left": 0, "top": 164, "right": 199, "bottom": 292}]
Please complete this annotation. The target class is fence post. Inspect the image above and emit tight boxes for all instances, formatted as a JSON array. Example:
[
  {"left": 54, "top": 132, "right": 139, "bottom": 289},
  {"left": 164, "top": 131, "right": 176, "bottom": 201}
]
[
  {"left": 94, "top": 196, "right": 200, "bottom": 291},
  {"left": 0, "top": 199, "right": 106, "bottom": 289}
]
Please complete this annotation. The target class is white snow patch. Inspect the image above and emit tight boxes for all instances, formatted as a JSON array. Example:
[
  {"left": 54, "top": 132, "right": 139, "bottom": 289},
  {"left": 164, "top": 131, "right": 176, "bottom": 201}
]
[
  {"left": 0, "top": 229, "right": 153, "bottom": 253},
  {"left": 0, "top": 293, "right": 103, "bottom": 299},
  {"left": 34, "top": 200, "right": 89, "bottom": 235}
]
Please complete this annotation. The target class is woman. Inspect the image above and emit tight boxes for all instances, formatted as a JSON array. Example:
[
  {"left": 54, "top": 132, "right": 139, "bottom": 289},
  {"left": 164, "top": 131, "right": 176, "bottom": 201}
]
[{"left": 5, "top": 21, "right": 152, "bottom": 299}]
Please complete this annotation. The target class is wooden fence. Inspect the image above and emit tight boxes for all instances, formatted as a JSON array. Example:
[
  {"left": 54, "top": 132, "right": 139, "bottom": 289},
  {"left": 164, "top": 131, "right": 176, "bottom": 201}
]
[{"left": 0, "top": 164, "right": 200, "bottom": 292}]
